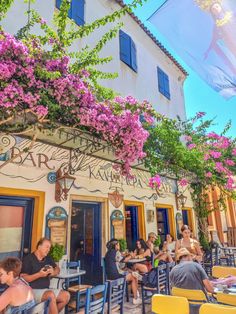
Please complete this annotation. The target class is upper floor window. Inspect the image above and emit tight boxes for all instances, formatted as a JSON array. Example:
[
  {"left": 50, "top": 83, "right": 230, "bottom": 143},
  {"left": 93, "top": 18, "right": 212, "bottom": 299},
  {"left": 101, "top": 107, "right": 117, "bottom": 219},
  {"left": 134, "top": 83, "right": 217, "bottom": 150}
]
[
  {"left": 157, "top": 67, "right": 170, "bottom": 100},
  {"left": 119, "top": 30, "right": 137, "bottom": 72},
  {"left": 56, "top": 0, "right": 85, "bottom": 26}
]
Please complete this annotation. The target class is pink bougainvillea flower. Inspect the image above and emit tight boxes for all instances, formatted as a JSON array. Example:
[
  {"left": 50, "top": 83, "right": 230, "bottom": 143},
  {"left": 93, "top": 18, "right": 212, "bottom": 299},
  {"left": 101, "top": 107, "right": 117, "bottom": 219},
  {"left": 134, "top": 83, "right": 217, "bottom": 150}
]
[
  {"left": 187, "top": 143, "right": 196, "bottom": 150},
  {"left": 149, "top": 175, "right": 162, "bottom": 189},
  {"left": 196, "top": 112, "right": 206, "bottom": 118},
  {"left": 179, "top": 178, "right": 188, "bottom": 187},
  {"left": 232, "top": 148, "right": 236, "bottom": 156},
  {"left": 225, "top": 159, "right": 235, "bottom": 166},
  {"left": 209, "top": 151, "right": 222, "bottom": 159},
  {"left": 205, "top": 172, "right": 212, "bottom": 178}
]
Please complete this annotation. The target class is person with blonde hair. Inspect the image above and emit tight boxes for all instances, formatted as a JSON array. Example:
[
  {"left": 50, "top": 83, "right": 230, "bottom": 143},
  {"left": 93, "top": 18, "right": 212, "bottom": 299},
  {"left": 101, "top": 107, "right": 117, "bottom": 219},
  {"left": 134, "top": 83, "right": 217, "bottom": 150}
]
[{"left": 0, "top": 257, "right": 35, "bottom": 313}]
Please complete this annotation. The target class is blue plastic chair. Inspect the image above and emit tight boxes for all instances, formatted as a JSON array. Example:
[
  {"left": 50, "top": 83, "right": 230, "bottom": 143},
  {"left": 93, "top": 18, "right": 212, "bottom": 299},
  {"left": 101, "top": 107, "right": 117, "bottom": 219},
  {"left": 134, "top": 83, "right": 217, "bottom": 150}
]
[
  {"left": 166, "top": 261, "right": 176, "bottom": 294},
  {"left": 84, "top": 283, "right": 108, "bottom": 314},
  {"left": 107, "top": 278, "right": 126, "bottom": 314},
  {"left": 23, "top": 299, "right": 51, "bottom": 314},
  {"left": 141, "top": 263, "right": 168, "bottom": 314}
]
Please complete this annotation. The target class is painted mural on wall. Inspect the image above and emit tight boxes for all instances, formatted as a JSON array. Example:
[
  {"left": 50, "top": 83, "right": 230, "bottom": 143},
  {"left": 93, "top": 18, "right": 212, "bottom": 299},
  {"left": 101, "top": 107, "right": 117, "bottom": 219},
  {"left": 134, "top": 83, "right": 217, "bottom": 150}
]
[{"left": 0, "top": 134, "right": 176, "bottom": 198}]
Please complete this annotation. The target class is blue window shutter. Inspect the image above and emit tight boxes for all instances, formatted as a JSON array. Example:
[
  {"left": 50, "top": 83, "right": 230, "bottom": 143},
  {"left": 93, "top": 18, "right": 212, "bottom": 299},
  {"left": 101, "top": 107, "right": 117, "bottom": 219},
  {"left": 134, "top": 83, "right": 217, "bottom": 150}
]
[
  {"left": 131, "top": 39, "right": 137, "bottom": 72},
  {"left": 164, "top": 75, "right": 170, "bottom": 99},
  {"left": 157, "top": 67, "right": 170, "bottom": 99},
  {"left": 71, "top": 0, "right": 85, "bottom": 26},
  {"left": 56, "top": 0, "right": 62, "bottom": 9},
  {"left": 119, "top": 30, "right": 131, "bottom": 66}
]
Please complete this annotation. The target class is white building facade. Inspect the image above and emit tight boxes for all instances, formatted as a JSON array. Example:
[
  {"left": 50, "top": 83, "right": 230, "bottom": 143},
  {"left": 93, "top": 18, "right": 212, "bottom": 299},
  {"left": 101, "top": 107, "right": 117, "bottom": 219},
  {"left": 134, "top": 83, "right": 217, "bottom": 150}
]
[{"left": 0, "top": 0, "right": 196, "bottom": 284}]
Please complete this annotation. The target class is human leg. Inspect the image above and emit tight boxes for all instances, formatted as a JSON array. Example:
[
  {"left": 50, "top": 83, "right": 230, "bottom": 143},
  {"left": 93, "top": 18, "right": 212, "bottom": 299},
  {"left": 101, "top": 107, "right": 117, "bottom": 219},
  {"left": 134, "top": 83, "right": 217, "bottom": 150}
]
[
  {"left": 126, "top": 273, "right": 138, "bottom": 299},
  {"left": 133, "top": 263, "right": 148, "bottom": 273},
  {"left": 56, "top": 290, "right": 70, "bottom": 312},
  {"left": 41, "top": 290, "right": 58, "bottom": 314}
]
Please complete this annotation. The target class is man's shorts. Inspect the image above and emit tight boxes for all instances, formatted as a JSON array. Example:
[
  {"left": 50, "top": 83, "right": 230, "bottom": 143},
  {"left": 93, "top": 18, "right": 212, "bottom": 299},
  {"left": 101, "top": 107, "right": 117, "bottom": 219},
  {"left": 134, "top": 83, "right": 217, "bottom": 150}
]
[{"left": 33, "top": 288, "right": 61, "bottom": 303}]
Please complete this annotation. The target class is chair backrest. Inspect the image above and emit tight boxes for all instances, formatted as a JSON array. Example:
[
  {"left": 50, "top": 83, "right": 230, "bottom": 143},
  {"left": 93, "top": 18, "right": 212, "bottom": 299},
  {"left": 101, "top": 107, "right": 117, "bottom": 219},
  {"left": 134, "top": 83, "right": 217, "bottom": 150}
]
[
  {"left": 200, "top": 303, "right": 236, "bottom": 314},
  {"left": 107, "top": 278, "right": 126, "bottom": 314},
  {"left": 172, "top": 287, "right": 207, "bottom": 304},
  {"left": 216, "top": 293, "right": 236, "bottom": 307},
  {"left": 212, "top": 266, "right": 236, "bottom": 278},
  {"left": 24, "top": 299, "right": 51, "bottom": 314},
  {"left": 166, "top": 262, "right": 176, "bottom": 294},
  {"left": 85, "top": 283, "right": 108, "bottom": 314},
  {"left": 157, "top": 263, "right": 168, "bottom": 294},
  {"left": 67, "top": 260, "right": 81, "bottom": 285},
  {"left": 152, "top": 294, "right": 189, "bottom": 314}
]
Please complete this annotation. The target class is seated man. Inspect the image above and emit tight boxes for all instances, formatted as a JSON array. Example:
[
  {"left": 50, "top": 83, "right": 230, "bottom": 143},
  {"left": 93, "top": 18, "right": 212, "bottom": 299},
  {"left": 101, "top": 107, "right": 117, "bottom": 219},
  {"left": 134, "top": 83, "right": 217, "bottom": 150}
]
[
  {"left": 21, "top": 237, "right": 70, "bottom": 314},
  {"left": 170, "top": 248, "right": 214, "bottom": 314}
]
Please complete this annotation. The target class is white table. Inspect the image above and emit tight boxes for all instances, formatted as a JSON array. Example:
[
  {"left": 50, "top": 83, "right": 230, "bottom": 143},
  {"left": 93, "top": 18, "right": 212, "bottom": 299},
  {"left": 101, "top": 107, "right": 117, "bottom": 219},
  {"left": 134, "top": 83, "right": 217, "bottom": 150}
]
[
  {"left": 54, "top": 269, "right": 86, "bottom": 289},
  {"left": 128, "top": 258, "right": 146, "bottom": 264}
]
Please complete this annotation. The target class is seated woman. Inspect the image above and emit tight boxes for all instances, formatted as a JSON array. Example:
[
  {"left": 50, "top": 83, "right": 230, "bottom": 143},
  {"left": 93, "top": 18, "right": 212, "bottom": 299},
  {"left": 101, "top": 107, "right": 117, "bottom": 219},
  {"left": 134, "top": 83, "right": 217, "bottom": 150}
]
[
  {"left": 104, "top": 239, "right": 142, "bottom": 305},
  {"left": 154, "top": 242, "right": 173, "bottom": 266},
  {"left": 132, "top": 239, "right": 152, "bottom": 273},
  {"left": 175, "top": 225, "right": 203, "bottom": 262},
  {"left": 0, "top": 257, "right": 35, "bottom": 314},
  {"left": 165, "top": 233, "right": 176, "bottom": 254}
]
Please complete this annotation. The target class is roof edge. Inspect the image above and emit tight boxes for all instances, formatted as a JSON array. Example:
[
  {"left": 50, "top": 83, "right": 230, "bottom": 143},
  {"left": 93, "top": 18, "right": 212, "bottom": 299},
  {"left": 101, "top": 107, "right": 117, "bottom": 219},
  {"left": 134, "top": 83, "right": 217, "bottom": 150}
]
[{"left": 115, "top": 0, "right": 188, "bottom": 76}]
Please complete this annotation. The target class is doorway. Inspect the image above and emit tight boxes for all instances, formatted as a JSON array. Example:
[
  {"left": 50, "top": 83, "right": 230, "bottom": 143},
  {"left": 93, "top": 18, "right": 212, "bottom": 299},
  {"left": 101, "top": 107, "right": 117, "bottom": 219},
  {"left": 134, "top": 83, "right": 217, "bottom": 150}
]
[
  {"left": 70, "top": 201, "right": 102, "bottom": 284},
  {"left": 0, "top": 196, "right": 34, "bottom": 259},
  {"left": 182, "top": 208, "right": 194, "bottom": 235},
  {"left": 156, "top": 207, "right": 170, "bottom": 242},
  {"left": 125, "top": 206, "right": 139, "bottom": 251}
]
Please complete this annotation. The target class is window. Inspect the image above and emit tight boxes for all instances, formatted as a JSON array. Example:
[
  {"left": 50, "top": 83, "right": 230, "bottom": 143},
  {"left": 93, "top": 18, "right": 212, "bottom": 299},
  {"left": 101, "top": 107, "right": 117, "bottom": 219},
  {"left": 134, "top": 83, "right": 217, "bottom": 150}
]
[
  {"left": 157, "top": 67, "right": 170, "bottom": 99},
  {"left": 119, "top": 30, "right": 137, "bottom": 72},
  {"left": 56, "top": 0, "right": 85, "bottom": 26}
]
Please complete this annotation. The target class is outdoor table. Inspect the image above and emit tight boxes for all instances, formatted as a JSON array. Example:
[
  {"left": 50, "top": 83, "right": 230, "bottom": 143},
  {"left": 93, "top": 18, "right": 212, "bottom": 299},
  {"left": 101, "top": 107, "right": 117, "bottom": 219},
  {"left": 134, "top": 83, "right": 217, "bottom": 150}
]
[
  {"left": 127, "top": 258, "right": 146, "bottom": 264},
  {"left": 54, "top": 268, "right": 86, "bottom": 289},
  {"left": 214, "top": 287, "right": 236, "bottom": 295}
]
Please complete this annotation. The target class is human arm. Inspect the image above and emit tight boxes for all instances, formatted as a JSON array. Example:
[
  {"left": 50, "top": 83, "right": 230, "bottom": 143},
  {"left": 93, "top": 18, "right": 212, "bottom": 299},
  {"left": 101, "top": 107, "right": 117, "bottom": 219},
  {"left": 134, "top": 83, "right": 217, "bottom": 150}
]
[
  {"left": 193, "top": 241, "right": 203, "bottom": 262},
  {"left": 175, "top": 240, "right": 180, "bottom": 258},
  {"left": 0, "top": 289, "right": 12, "bottom": 311},
  {"left": 21, "top": 268, "right": 51, "bottom": 283},
  {"left": 203, "top": 279, "right": 214, "bottom": 294}
]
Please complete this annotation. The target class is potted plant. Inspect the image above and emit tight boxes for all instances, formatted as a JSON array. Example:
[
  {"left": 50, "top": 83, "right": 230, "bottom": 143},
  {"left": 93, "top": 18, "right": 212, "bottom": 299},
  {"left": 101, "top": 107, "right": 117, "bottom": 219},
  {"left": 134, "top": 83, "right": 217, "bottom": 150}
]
[
  {"left": 49, "top": 243, "right": 65, "bottom": 263},
  {"left": 153, "top": 235, "right": 161, "bottom": 254},
  {"left": 118, "top": 239, "right": 127, "bottom": 253}
]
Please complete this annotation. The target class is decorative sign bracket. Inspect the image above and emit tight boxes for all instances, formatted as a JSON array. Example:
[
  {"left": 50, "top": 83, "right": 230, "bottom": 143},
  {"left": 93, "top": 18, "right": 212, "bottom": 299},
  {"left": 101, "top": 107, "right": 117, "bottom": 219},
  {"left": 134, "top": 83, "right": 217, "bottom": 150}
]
[{"left": 110, "top": 209, "right": 125, "bottom": 239}]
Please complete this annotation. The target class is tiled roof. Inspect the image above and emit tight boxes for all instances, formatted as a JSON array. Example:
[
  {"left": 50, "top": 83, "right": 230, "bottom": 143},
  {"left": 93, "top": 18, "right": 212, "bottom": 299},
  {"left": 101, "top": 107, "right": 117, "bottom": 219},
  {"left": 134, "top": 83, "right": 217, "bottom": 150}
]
[{"left": 115, "top": 0, "right": 188, "bottom": 76}]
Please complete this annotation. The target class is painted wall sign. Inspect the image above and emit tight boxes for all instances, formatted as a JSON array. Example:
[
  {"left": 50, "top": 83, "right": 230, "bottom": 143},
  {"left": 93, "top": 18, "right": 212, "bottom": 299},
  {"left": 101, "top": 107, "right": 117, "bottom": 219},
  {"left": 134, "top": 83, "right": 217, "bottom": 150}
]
[{"left": 45, "top": 206, "right": 68, "bottom": 248}]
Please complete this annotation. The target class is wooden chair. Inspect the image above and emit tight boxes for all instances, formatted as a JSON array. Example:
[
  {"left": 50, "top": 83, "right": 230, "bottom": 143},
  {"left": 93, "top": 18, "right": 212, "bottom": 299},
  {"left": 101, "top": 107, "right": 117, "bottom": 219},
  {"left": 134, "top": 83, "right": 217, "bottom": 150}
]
[
  {"left": 107, "top": 278, "right": 126, "bottom": 314},
  {"left": 84, "top": 283, "right": 108, "bottom": 314},
  {"left": 216, "top": 292, "right": 236, "bottom": 307},
  {"left": 152, "top": 294, "right": 189, "bottom": 314},
  {"left": 219, "top": 247, "right": 236, "bottom": 267},
  {"left": 200, "top": 303, "right": 236, "bottom": 314},
  {"left": 212, "top": 266, "right": 236, "bottom": 278},
  {"left": 141, "top": 263, "right": 168, "bottom": 314},
  {"left": 23, "top": 299, "right": 51, "bottom": 314},
  {"left": 67, "top": 261, "right": 92, "bottom": 312}
]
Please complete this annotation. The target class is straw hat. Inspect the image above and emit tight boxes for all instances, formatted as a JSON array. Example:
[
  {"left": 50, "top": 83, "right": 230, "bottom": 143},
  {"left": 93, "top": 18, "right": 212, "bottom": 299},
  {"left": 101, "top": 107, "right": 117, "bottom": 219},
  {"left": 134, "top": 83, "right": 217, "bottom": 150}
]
[
  {"left": 176, "top": 248, "right": 192, "bottom": 261},
  {"left": 148, "top": 232, "right": 158, "bottom": 239}
]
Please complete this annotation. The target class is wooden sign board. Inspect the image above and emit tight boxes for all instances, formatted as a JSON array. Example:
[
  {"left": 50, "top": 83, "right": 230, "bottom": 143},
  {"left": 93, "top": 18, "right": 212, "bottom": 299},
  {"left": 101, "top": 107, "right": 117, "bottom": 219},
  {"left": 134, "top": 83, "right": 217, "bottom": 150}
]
[
  {"left": 111, "top": 209, "right": 124, "bottom": 239},
  {"left": 45, "top": 207, "right": 68, "bottom": 248}
]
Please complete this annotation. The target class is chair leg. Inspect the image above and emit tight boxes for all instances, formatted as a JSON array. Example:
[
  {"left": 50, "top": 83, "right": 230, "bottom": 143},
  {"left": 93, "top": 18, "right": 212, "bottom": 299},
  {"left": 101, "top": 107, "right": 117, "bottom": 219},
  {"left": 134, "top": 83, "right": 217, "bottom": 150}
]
[
  {"left": 76, "top": 291, "right": 81, "bottom": 312},
  {"left": 141, "top": 286, "right": 145, "bottom": 314},
  {"left": 126, "top": 284, "right": 129, "bottom": 302}
]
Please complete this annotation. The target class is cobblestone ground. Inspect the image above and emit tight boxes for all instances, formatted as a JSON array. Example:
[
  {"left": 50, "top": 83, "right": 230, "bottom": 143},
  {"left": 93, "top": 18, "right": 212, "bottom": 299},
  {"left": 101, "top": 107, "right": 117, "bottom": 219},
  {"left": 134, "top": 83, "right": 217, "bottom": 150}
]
[{"left": 112, "top": 301, "right": 151, "bottom": 314}]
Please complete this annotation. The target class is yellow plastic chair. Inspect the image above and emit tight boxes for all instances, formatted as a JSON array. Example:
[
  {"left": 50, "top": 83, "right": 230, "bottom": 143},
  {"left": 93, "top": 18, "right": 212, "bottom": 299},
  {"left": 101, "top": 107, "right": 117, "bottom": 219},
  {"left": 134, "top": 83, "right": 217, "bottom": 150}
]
[
  {"left": 172, "top": 287, "right": 207, "bottom": 305},
  {"left": 216, "top": 292, "right": 236, "bottom": 306},
  {"left": 212, "top": 266, "right": 236, "bottom": 278},
  {"left": 152, "top": 294, "right": 189, "bottom": 314},
  {"left": 200, "top": 303, "right": 236, "bottom": 314}
]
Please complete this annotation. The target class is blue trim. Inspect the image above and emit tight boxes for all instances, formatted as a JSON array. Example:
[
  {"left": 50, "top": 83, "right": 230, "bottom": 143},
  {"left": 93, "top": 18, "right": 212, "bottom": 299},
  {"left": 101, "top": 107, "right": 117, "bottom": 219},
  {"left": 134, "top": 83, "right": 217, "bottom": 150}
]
[
  {"left": 0, "top": 196, "right": 34, "bottom": 258},
  {"left": 125, "top": 206, "right": 139, "bottom": 250},
  {"left": 157, "top": 67, "right": 170, "bottom": 99},
  {"left": 182, "top": 209, "right": 189, "bottom": 225},
  {"left": 56, "top": 0, "right": 85, "bottom": 25},
  {"left": 157, "top": 208, "right": 169, "bottom": 242}
]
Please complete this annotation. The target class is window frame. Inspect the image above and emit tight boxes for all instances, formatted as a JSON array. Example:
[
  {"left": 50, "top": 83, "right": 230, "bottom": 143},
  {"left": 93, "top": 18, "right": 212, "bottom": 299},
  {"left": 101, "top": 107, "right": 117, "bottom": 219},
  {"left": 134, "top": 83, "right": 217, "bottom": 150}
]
[
  {"left": 157, "top": 67, "right": 170, "bottom": 100},
  {"left": 119, "top": 30, "right": 138, "bottom": 73}
]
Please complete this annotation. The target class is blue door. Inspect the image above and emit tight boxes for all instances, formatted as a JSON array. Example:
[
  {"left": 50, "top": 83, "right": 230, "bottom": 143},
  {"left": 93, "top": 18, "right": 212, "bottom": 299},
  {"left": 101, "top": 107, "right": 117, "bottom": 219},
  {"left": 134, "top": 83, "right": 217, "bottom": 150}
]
[
  {"left": 70, "top": 202, "right": 102, "bottom": 284},
  {"left": 0, "top": 196, "right": 34, "bottom": 259},
  {"left": 182, "top": 209, "right": 189, "bottom": 226},
  {"left": 125, "top": 206, "right": 139, "bottom": 250},
  {"left": 157, "top": 208, "right": 169, "bottom": 243}
]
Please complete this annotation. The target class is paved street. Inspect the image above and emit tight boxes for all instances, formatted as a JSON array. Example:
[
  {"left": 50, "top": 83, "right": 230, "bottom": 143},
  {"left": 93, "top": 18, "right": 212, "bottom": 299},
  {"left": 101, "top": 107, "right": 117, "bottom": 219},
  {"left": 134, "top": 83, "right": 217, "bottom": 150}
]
[{"left": 112, "top": 301, "right": 151, "bottom": 314}]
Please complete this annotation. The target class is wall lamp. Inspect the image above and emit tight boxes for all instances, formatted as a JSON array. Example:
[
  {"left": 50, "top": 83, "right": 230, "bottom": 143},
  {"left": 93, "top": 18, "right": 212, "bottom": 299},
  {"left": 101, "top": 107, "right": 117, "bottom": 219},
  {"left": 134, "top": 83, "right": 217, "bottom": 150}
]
[
  {"left": 55, "top": 167, "right": 75, "bottom": 202},
  {"left": 176, "top": 192, "right": 187, "bottom": 210}
]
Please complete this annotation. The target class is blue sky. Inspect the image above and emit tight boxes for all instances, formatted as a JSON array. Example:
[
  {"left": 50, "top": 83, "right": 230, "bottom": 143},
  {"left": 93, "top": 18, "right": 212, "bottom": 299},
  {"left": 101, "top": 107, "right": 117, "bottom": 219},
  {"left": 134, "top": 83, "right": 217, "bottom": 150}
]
[{"left": 125, "top": 0, "right": 236, "bottom": 136}]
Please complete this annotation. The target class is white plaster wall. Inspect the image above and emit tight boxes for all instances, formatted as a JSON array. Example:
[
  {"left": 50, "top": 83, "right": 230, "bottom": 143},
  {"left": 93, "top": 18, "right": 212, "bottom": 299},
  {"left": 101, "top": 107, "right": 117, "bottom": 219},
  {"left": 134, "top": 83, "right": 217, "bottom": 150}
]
[{"left": 2, "top": 0, "right": 187, "bottom": 120}]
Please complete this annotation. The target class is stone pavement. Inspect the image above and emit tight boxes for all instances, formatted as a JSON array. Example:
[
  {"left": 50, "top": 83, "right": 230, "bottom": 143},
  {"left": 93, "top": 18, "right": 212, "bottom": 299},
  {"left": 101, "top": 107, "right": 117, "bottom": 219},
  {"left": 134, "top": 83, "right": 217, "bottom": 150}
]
[{"left": 112, "top": 301, "right": 151, "bottom": 314}]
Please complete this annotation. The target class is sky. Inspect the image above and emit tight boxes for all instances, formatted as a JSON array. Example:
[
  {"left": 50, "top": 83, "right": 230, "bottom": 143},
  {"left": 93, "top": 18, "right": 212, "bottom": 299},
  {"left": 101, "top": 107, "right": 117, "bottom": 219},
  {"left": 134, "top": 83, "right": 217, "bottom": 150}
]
[{"left": 125, "top": 0, "right": 236, "bottom": 136}]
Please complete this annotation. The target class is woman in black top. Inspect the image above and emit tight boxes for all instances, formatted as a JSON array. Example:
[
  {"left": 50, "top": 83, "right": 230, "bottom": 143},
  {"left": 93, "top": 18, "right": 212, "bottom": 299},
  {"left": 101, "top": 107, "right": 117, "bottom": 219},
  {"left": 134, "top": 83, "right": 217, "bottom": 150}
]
[
  {"left": 104, "top": 239, "right": 142, "bottom": 305},
  {"left": 132, "top": 239, "right": 152, "bottom": 273}
]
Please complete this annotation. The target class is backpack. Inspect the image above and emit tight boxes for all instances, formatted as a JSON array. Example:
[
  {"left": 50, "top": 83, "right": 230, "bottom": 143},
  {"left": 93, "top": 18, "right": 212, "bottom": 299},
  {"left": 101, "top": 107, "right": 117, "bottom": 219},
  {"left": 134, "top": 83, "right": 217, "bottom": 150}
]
[{"left": 142, "top": 268, "right": 157, "bottom": 288}]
